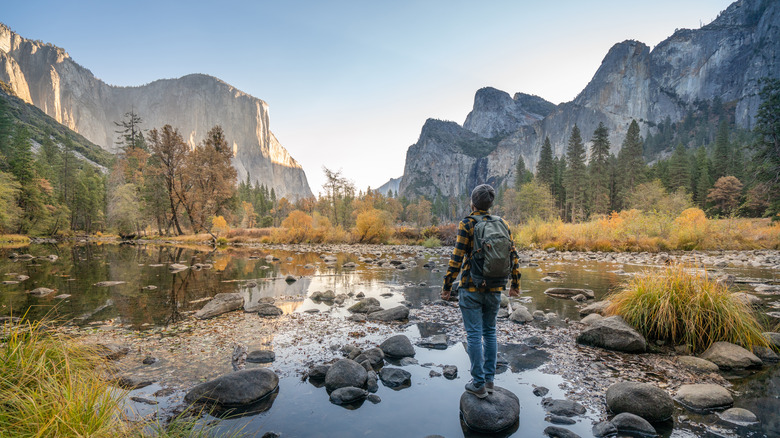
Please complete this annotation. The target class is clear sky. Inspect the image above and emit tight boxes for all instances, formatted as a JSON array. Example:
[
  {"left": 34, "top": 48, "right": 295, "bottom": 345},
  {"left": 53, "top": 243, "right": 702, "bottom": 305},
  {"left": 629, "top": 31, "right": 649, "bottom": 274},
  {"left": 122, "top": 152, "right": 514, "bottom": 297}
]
[{"left": 2, "top": 0, "right": 733, "bottom": 195}]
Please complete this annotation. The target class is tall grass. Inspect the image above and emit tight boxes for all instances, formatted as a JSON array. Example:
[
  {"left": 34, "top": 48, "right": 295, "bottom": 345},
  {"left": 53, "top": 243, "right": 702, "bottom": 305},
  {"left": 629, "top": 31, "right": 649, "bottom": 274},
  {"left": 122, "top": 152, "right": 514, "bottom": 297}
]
[
  {"left": 513, "top": 210, "right": 779, "bottom": 251},
  {"left": 0, "top": 318, "right": 126, "bottom": 437},
  {"left": 0, "top": 234, "right": 30, "bottom": 248},
  {"left": 605, "top": 265, "right": 771, "bottom": 353}
]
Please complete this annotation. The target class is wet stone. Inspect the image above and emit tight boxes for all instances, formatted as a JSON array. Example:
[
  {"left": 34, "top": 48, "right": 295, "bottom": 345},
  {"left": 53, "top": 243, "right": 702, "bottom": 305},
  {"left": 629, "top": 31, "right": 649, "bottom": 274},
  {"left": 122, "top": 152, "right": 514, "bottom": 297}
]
[
  {"left": 533, "top": 386, "right": 550, "bottom": 397},
  {"left": 113, "top": 375, "right": 154, "bottom": 390},
  {"left": 142, "top": 355, "right": 158, "bottom": 365},
  {"left": 185, "top": 368, "right": 279, "bottom": 407},
  {"left": 366, "top": 305, "right": 410, "bottom": 322},
  {"left": 460, "top": 386, "right": 519, "bottom": 433},
  {"left": 255, "top": 304, "right": 284, "bottom": 317},
  {"left": 546, "top": 415, "right": 576, "bottom": 425},
  {"left": 399, "top": 357, "right": 418, "bottom": 366},
  {"left": 592, "top": 421, "right": 617, "bottom": 437},
  {"left": 719, "top": 407, "right": 759, "bottom": 425},
  {"left": 329, "top": 386, "right": 368, "bottom": 405},
  {"left": 378, "top": 367, "right": 411, "bottom": 389},
  {"left": 675, "top": 384, "right": 734, "bottom": 412},
  {"left": 195, "top": 293, "right": 243, "bottom": 319},
  {"left": 28, "top": 287, "right": 55, "bottom": 296},
  {"left": 308, "top": 365, "right": 330, "bottom": 380},
  {"left": 606, "top": 381, "right": 674, "bottom": 422},
  {"left": 610, "top": 412, "right": 656, "bottom": 436},
  {"left": 380, "top": 334, "right": 415, "bottom": 358},
  {"left": 576, "top": 315, "right": 647, "bottom": 353},
  {"left": 419, "top": 334, "right": 448, "bottom": 349},
  {"left": 442, "top": 365, "right": 458, "bottom": 379},
  {"left": 700, "top": 341, "right": 762, "bottom": 369},
  {"left": 677, "top": 356, "right": 720, "bottom": 373},
  {"left": 543, "top": 425, "right": 581, "bottom": 438},
  {"left": 348, "top": 297, "right": 380, "bottom": 313},
  {"left": 325, "top": 359, "right": 367, "bottom": 392}
]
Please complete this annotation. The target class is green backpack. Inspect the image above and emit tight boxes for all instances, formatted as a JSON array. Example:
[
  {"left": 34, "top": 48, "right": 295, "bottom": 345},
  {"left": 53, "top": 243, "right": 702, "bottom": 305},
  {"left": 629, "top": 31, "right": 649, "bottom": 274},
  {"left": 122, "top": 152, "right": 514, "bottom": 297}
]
[{"left": 468, "top": 214, "right": 512, "bottom": 290}]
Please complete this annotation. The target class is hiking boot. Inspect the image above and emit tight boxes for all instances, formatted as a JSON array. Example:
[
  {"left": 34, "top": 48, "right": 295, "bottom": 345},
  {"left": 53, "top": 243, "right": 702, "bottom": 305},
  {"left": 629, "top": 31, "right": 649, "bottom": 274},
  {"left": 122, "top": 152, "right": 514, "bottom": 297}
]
[
  {"left": 486, "top": 381, "right": 494, "bottom": 394},
  {"left": 465, "top": 381, "right": 488, "bottom": 399}
]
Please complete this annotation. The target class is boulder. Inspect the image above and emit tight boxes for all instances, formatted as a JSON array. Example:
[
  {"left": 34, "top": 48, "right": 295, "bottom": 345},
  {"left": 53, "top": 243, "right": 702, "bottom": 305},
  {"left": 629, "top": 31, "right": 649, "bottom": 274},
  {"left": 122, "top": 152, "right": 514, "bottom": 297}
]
[
  {"left": 675, "top": 384, "right": 733, "bottom": 411},
  {"left": 509, "top": 305, "right": 533, "bottom": 323},
  {"left": 576, "top": 316, "right": 647, "bottom": 353},
  {"left": 579, "top": 300, "right": 611, "bottom": 316},
  {"left": 700, "top": 341, "right": 762, "bottom": 369},
  {"left": 378, "top": 367, "right": 411, "bottom": 389},
  {"left": 380, "top": 335, "right": 415, "bottom": 358},
  {"left": 348, "top": 297, "right": 381, "bottom": 313},
  {"left": 677, "top": 356, "right": 720, "bottom": 373},
  {"left": 246, "top": 350, "right": 275, "bottom": 363},
  {"left": 544, "top": 288, "right": 594, "bottom": 299},
  {"left": 591, "top": 421, "right": 617, "bottom": 437},
  {"left": 329, "top": 386, "right": 368, "bottom": 405},
  {"left": 605, "top": 382, "right": 674, "bottom": 422},
  {"left": 366, "top": 305, "right": 410, "bottom": 322},
  {"left": 753, "top": 346, "right": 778, "bottom": 363},
  {"left": 308, "top": 365, "right": 330, "bottom": 380},
  {"left": 719, "top": 407, "right": 759, "bottom": 425},
  {"left": 610, "top": 412, "right": 656, "bottom": 436},
  {"left": 325, "top": 359, "right": 367, "bottom": 392},
  {"left": 184, "top": 368, "right": 279, "bottom": 406},
  {"left": 460, "top": 386, "right": 519, "bottom": 433},
  {"left": 366, "top": 370, "right": 379, "bottom": 393},
  {"left": 542, "top": 398, "right": 586, "bottom": 417},
  {"left": 195, "top": 293, "right": 244, "bottom": 319}
]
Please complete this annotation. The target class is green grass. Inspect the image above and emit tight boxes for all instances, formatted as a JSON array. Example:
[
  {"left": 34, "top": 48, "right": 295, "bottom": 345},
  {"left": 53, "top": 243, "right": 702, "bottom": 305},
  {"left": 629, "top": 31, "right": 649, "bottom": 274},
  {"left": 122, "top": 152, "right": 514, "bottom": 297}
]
[
  {"left": 422, "top": 236, "right": 442, "bottom": 248},
  {"left": 0, "top": 318, "right": 127, "bottom": 438},
  {"left": 137, "top": 409, "right": 248, "bottom": 438},
  {"left": 605, "top": 264, "right": 771, "bottom": 353}
]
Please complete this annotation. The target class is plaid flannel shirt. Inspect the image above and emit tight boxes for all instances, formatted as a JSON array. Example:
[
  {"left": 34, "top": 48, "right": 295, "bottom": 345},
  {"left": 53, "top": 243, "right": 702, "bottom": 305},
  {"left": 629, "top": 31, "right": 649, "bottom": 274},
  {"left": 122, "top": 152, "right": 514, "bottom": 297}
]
[{"left": 442, "top": 210, "right": 521, "bottom": 293}]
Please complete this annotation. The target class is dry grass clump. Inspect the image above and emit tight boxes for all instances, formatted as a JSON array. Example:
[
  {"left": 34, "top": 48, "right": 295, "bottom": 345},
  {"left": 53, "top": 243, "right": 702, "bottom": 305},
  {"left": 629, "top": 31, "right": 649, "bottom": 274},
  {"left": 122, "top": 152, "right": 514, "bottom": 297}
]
[
  {"left": 0, "top": 319, "right": 126, "bottom": 437},
  {"left": 605, "top": 265, "right": 770, "bottom": 353}
]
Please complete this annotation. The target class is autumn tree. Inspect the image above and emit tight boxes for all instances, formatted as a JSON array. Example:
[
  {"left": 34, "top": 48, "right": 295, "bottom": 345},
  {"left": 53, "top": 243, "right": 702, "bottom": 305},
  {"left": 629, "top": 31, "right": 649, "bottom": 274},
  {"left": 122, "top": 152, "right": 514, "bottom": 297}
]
[
  {"left": 322, "top": 167, "right": 355, "bottom": 228},
  {"left": 564, "top": 125, "right": 587, "bottom": 221},
  {"left": 147, "top": 125, "right": 188, "bottom": 234},
  {"left": 589, "top": 122, "right": 611, "bottom": 216},
  {"left": 407, "top": 197, "right": 433, "bottom": 227},
  {"left": 281, "top": 210, "right": 313, "bottom": 243},
  {"left": 707, "top": 176, "right": 743, "bottom": 216},
  {"left": 354, "top": 208, "right": 390, "bottom": 243},
  {"left": 0, "top": 171, "right": 21, "bottom": 232},
  {"left": 501, "top": 180, "right": 556, "bottom": 223}
]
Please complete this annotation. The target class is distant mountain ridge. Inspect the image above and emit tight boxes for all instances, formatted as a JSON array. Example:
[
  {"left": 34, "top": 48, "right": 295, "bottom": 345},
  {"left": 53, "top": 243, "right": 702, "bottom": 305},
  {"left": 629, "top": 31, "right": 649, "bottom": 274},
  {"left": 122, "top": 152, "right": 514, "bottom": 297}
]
[
  {"left": 0, "top": 23, "right": 312, "bottom": 199},
  {"left": 398, "top": 0, "right": 779, "bottom": 201}
]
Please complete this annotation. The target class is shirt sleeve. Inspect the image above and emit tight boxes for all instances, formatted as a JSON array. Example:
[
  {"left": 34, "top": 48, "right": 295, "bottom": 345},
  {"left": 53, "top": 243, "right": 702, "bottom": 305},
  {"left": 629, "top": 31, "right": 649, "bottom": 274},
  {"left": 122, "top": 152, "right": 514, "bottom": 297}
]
[
  {"left": 443, "top": 218, "right": 471, "bottom": 291},
  {"left": 503, "top": 218, "right": 521, "bottom": 289}
]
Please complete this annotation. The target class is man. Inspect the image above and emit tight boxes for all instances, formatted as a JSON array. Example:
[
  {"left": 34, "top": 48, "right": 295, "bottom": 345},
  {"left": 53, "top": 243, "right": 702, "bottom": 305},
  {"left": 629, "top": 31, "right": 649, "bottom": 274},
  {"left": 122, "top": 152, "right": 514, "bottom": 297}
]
[{"left": 441, "top": 184, "right": 521, "bottom": 399}]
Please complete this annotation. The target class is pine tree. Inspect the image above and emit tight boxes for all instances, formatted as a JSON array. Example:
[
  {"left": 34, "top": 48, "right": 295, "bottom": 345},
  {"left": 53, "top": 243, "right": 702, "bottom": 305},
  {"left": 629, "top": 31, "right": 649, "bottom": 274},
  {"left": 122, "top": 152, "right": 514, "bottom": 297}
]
[
  {"left": 114, "top": 109, "right": 146, "bottom": 151},
  {"left": 514, "top": 155, "right": 532, "bottom": 188},
  {"left": 564, "top": 125, "right": 587, "bottom": 221},
  {"left": 668, "top": 143, "right": 690, "bottom": 191},
  {"left": 751, "top": 78, "right": 780, "bottom": 216},
  {"left": 589, "top": 123, "right": 611, "bottom": 215},
  {"left": 536, "top": 136, "right": 554, "bottom": 188},
  {"left": 712, "top": 120, "right": 731, "bottom": 180},
  {"left": 616, "top": 120, "right": 645, "bottom": 209}
]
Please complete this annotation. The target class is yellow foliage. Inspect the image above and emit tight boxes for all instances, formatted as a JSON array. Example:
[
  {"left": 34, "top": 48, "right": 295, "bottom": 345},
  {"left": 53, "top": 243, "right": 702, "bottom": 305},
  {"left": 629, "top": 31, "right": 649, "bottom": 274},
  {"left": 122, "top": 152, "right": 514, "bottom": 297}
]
[
  {"left": 354, "top": 208, "right": 391, "bottom": 243},
  {"left": 673, "top": 208, "right": 707, "bottom": 250},
  {"left": 211, "top": 215, "right": 229, "bottom": 236}
]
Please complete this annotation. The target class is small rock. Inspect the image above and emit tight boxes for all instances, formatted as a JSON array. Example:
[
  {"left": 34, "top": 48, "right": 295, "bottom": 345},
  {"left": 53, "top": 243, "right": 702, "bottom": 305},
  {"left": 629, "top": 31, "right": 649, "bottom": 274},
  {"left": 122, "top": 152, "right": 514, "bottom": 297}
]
[
  {"left": 442, "top": 365, "right": 457, "bottom": 379},
  {"left": 533, "top": 386, "right": 549, "bottom": 397},
  {"left": 347, "top": 297, "right": 380, "bottom": 313},
  {"left": 546, "top": 415, "right": 576, "bottom": 425},
  {"left": 247, "top": 350, "right": 275, "bottom": 363},
  {"left": 429, "top": 370, "right": 442, "bottom": 377},
  {"left": 28, "top": 287, "right": 55, "bottom": 296},
  {"left": 378, "top": 367, "right": 411, "bottom": 389},
  {"left": 130, "top": 396, "right": 158, "bottom": 405},
  {"left": 93, "top": 281, "right": 126, "bottom": 287},
  {"left": 366, "top": 305, "right": 409, "bottom": 322},
  {"left": 605, "top": 381, "right": 674, "bottom": 422},
  {"left": 379, "top": 335, "right": 415, "bottom": 358},
  {"left": 329, "top": 386, "right": 368, "bottom": 405},
  {"left": 419, "top": 334, "right": 448, "bottom": 350},
  {"left": 195, "top": 293, "right": 243, "bottom": 319},
  {"left": 591, "top": 421, "right": 617, "bottom": 437},
  {"left": 700, "top": 341, "right": 762, "bottom": 369},
  {"left": 543, "top": 426, "right": 581, "bottom": 438},
  {"left": 544, "top": 288, "right": 594, "bottom": 299},
  {"left": 580, "top": 314, "right": 603, "bottom": 325},
  {"left": 399, "top": 357, "right": 418, "bottom": 366},
  {"left": 113, "top": 375, "right": 154, "bottom": 390},
  {"left": 509, "top": 305, "right": 533, "bottom": 323},
  {"left": 325, "top": 359, "right": 367, "bottom": 392},
  {"left": 308, "top": 365, "right": 330, "bottom": 380},
  {"left": 367, "top": 394, "right": 381, "bottom": 404},
  {"left": 732, "top": 292, "right": 763, "bottom": 307},
  {"left": 142, "top": 355, "right": 158, "bottom": 365},
  {"left": 677, "top": 356, "right": 720, "bottom": 373},
  {"left": 285, "top": 275, "right": 297, "bottom": 283},
  {"left": 576, "top": 316, "right": 647, "bottom": 353},
  {"left": 542, "top": 398, "right": 586, "bottom": 417}
]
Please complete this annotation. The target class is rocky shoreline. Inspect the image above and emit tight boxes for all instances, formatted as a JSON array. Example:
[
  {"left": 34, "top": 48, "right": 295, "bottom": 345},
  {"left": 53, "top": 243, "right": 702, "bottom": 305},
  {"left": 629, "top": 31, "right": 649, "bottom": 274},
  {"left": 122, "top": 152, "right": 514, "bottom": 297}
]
[{"left": 48, "top": 244, "right": 779, "bottom": 436}]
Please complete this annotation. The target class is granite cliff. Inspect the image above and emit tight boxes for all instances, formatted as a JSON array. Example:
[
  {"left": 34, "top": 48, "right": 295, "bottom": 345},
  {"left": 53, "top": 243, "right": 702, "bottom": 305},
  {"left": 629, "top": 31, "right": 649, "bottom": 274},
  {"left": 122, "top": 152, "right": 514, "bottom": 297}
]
[
  {"left": 398, "top": 0, "right": 779, "bottom": 199},
  {"left": 0, "top": 24, "right": 312, "bottom": 199}
]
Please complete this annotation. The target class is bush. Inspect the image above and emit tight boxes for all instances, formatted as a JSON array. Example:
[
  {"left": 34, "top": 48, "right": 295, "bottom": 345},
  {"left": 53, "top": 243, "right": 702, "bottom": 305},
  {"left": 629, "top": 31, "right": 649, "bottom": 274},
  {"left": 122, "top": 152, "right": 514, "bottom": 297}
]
[
  {"left": 605, "top": 265, "right": 770, "bottom": 353},
  {"left": 353, "top": 209, "right": 390, "bottom": 243},
  {"left": 422, "top": 236, "right": 441, "bottom": 248}
]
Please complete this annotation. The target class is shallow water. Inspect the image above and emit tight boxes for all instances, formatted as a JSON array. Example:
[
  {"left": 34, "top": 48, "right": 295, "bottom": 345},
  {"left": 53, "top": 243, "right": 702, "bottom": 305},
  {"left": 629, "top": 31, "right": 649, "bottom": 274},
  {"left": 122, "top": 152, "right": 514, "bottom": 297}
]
[{"left": 1, "top": 243, "right": 778, "bottom": 437}]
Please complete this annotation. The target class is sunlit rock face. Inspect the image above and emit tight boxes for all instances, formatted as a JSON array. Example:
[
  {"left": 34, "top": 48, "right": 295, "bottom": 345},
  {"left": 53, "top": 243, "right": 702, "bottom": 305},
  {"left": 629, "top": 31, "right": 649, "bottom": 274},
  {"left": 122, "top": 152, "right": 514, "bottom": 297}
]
[
  {"left": 0, "top": 24, "right": 312, "bottom": 199},
  {"left": 399, "top": 0, "right": 779, "bottom": 199}
]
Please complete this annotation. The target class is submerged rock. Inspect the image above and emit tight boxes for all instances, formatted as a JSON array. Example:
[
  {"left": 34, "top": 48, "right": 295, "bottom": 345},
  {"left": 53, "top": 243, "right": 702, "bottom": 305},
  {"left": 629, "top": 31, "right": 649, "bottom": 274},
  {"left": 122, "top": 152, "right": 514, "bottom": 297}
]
[
  {"left": 246, "top": 350, "right": 275, "bottom": 363},
  {"left": 576, "top": 316, "right": 647, "bottom": 353},
  {"left": 700, "top": 341, "right": 762, "bottom": 369},
  {"left": 544, "top": 288, "right": 594, "bottom": 299},
  {"left": 719, "top": 407, "right": 759, "bottom": 425},
  {"left": 460, "top": 386, "right": 519, "bottom": 433},
  {"left": 28, "top": 287, "right": 55, "bottom": 296},
  {"left": 542, "top": 398, "right": 586, "bottom": 417},
  {"left": 185, "top": 368, "right": 278, "bottom": 407},
  {"left": 442, "top": 365, "right": 458, "bottom": 379},
  {"left": 605, "top": 381, "right": 674, "bottom": 422},
  {"left": 195, "top": 293, "right": 243, "bottom": 319},
  {"left": 93, "top": 281, "right": 126, "bottom": 287}
]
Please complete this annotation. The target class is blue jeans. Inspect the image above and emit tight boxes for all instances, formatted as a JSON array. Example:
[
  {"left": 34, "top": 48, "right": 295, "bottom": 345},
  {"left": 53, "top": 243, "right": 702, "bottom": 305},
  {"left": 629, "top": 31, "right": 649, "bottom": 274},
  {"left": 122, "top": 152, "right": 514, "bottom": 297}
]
[{"left": 459, "top": 287, "right": 501, "bottom": 386}]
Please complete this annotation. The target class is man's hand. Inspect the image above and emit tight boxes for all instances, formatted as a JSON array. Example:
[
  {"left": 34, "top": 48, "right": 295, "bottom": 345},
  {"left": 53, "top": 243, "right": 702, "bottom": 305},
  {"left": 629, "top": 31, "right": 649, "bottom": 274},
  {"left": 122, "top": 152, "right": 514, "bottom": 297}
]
[
  {"left": 508, "top": 287, "right": 520, "bottom": 297},
  {"left": 441, "top": 288, "right": 451, "bottom": 301}
]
